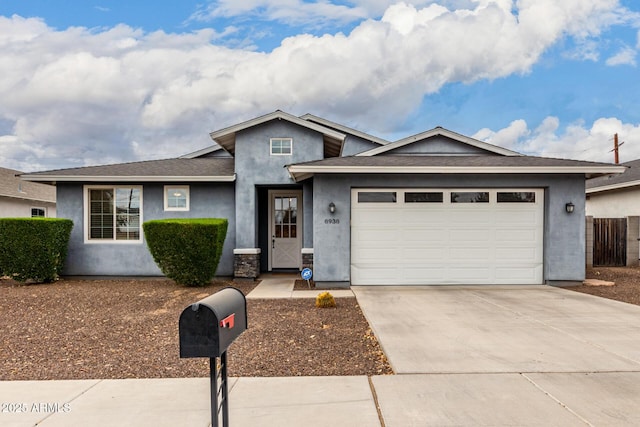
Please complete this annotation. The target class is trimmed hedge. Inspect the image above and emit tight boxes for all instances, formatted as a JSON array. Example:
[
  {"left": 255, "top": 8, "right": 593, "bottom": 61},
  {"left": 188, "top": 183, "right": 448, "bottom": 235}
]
[
  {"left": 0, "top": 218, "right": 74, "bottom": 283},
  {"left": 143, "top": 218, "right": 228, "bottom": 287}
]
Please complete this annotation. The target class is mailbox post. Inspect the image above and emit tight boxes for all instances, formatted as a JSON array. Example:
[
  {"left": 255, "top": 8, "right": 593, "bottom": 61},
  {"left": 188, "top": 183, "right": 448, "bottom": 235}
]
[{"left": 179, "top": 287, "right": 247, "bottom": 427}]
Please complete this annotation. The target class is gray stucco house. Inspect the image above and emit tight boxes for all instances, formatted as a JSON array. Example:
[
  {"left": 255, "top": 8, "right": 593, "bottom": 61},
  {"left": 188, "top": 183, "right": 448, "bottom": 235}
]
[{"left": 21, "top": 110, "right": 624, "bottom": 286}]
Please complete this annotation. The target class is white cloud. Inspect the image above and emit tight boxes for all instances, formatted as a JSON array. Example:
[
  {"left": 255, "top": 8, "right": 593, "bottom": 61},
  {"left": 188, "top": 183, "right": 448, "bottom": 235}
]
[
  {"left": 606, "top": 45, "right": 637, "bottom": 66},
  {"left": 0, "top": 1, "right": 635, "bottom": 171},
  {"left": 475, "top": 116, "right": 640, "bottom": 164}
]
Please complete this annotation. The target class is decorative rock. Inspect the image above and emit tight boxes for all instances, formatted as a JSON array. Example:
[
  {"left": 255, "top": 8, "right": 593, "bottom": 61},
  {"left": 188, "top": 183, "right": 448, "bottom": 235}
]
[{"left": 583, "top": 279, "right": 615, "bottom": 287}]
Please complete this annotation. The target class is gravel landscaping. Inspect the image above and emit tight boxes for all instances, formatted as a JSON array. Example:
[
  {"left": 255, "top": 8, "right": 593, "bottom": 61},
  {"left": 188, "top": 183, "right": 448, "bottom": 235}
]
[
  {"left": 2, "top": 266, "right": 638, "bottom": 381},
  {"left": 0, "top": 277, "right": 391, "bottom": 380}
]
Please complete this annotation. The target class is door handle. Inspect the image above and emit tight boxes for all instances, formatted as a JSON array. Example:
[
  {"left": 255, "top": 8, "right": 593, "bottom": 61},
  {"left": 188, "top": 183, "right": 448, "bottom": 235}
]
[{"left": 272, "top": 235, "right": 275, "bottom": 249}]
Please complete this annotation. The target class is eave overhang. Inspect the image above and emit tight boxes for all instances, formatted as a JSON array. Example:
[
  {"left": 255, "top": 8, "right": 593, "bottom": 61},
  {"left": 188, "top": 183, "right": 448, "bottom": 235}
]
[
  {"left": 287, "top": 165, "right": 626, "bottom": 182},
  {"left": 586, "top": 179, "right": 640, "bottom": 194}
]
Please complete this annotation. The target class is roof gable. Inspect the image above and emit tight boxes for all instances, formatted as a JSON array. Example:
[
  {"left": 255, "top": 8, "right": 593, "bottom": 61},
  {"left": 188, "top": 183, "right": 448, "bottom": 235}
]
[
  {"left": 207, "top": 110, "right": 346, "bottom": 157},
  {"left": 357, "top": 127, "right": 521, "bottom": 157}
]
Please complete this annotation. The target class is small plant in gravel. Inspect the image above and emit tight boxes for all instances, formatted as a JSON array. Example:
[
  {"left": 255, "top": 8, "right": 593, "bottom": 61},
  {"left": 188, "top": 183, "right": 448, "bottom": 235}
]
[{"left": 315, "top": 291, "right": 336, "bottom": 308}]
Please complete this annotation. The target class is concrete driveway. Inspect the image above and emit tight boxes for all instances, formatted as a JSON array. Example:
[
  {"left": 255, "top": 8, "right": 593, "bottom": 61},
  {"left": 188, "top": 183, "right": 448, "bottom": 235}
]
[{"left": 353, "top": 285, "right": 640, "bottom": 426}]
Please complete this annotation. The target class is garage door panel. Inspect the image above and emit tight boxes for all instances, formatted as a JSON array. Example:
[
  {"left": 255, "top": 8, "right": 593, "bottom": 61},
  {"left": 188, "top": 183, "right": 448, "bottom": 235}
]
[
  {"left": 495, "top": 266, "right": 543, "bottom": 281},
  {"left": 448, "top": 267, "right": 492, "bottom": 281},
  {"left": 400, "top": 229, "right": 448, "bottom": 242},
  {"left": 401, "top": 210, "right": 449, "bottom": 224},
  {"left": 450, "top": 229, "right": 491, "bottom": 242},
  {"left": 496, "top": 247, "right": 540, "bottom": 261},
  {"left": 402, "top": 268, "right": 447, "bottom": 280},
  {"left": 352, "top": 265, "right": 399, "bottom": 284},
  {"left": 401, "top": 247, "right": 446, "bottom": 260},
  {"left": 450, "top": 247, "right": 492, "bottom": 261},
  {"left": 495, "top": 229, "right": 538, "bottom": 242},
  {"left": 351, "top": 188, "right": 544, "bottom": 285},
  {"left": 449, "top": 211, "right": 493, "bottom": 223}
]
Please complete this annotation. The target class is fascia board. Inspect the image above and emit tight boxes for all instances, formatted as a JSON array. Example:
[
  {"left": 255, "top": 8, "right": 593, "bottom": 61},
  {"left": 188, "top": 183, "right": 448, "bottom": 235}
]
[
  {"left": 20, "top": 175, "right": 237, "bottom": 183},
  {"left": 179, "top": 144, "right": 226, "bottom": 159},
  {"left": 287, "top": 165, "right": 626, "bottom": 176},
  {"left": 586, "top": 179, "right": 640, "bottom": 194},
  {"left": 209, "top": 110, "right": 346, "bottom": 143}
]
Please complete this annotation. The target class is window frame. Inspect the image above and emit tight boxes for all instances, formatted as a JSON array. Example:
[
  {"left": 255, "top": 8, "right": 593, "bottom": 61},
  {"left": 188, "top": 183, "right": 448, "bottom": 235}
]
[
  {"left": 31, "top": 207, "right": 46, "bottom": 217},
  {"left": 164, "top": 185, "right": 190, "bottom": 211},
  {"left": 83, "top": 185, "right": 143, "bottom": 244},
  {"left": 270, "top": 137, "right": 293, "bottom": 155}
]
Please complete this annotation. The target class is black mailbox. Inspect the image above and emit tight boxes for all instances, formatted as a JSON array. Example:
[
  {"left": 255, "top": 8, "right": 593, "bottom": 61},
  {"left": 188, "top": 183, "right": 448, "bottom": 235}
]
[{"left": 179, "top": 287, "right": 247, "bottom": 358}]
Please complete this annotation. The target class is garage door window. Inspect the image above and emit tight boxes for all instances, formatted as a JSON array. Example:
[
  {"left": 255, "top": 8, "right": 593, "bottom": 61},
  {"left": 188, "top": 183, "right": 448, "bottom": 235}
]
[
  {"left": 497, "top": 192, "right": 536, "bottom": 203},
  {"left": 405, "top": 192, "right": 443, "bottom": 203},
  {"left": 451, "top": 191, "right": 489, "bottom": 203},
  {"left": 358, "top": 192, "right": 397, "bottom": 203}
]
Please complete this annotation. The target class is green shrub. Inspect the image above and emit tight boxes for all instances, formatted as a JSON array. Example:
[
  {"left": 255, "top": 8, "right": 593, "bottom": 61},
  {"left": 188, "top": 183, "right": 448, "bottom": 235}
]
[
  {"left": 143, "top": 218, "right": 228, "bottom": 287},
  {"left": 0, "top": 218, "right": 73, "bottom": 283}
]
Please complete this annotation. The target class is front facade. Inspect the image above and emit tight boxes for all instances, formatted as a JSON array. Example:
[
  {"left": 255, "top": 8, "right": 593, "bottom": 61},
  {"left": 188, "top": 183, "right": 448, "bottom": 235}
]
[{"left": 22, "top": 111, "right": 624, "bottom": 286}]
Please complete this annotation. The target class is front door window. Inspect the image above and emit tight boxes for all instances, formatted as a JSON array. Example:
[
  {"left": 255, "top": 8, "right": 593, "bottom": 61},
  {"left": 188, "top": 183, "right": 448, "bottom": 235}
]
[{"left": 270, "top": 191, "right": 302, "bottom": 269}]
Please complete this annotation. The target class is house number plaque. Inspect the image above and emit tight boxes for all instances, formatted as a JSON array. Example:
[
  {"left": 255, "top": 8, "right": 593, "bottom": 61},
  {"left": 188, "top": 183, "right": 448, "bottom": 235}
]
[{"left": 324, "top": 218, "right": 340, "bottom": 224}]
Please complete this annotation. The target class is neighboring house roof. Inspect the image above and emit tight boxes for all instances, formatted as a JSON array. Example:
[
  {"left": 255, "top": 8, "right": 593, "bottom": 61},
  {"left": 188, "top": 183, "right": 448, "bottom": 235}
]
[
  {"left": 357, "top": 126, "right": 521, "bottom": 157},
  {"left": 287, "top": 155, "right": 626, "bottom": 182},
  {"left": 0, "top": 167, "right": 56, "bottom": 202},
  {"left": 586, "top": 159, "right": 639, "bottom": 194},
  {"left": 208, "top": 110, "right": 347, "bottom": 157},
  {"left": 20, "top": 158, "right": 235, "bottom": 183}
]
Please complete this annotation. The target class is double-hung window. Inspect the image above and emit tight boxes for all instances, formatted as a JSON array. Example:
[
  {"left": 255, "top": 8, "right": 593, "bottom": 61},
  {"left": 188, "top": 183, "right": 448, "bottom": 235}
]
[{"left": 86, "top": 186, "right": 142, "bottom": 242}]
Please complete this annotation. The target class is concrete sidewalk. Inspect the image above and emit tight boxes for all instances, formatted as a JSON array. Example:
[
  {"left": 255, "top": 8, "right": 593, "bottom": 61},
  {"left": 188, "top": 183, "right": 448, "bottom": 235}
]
[{"left": 4, "top": 372, "right": 640, "bottom": 426}]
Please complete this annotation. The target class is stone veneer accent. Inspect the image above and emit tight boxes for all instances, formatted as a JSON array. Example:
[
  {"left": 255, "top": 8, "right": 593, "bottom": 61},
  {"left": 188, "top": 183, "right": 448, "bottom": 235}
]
[
  {"left": 301, "top": 248, "right": 314, "bottom": 271},
  {"left": 233, "top": 248, "right": 261, "bottom": 279}
]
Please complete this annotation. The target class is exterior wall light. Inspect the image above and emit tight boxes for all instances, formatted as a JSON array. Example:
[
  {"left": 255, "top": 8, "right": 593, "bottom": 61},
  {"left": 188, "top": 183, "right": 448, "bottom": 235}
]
[
  {"left": 565, "top": 202, "right": 575, "bottom": 214},
  {"left": 329, "top": 202, "right": 336, "bottom": 214}
]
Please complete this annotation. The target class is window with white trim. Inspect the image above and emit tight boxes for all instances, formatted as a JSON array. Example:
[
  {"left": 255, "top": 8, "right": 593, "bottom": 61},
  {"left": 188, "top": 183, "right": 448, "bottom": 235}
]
[
  {"left": 31, "top": 207, "right": 46, "bottom": 217},
  {"left": 164, "top": 186, "right": 189, "bottom": 211},
  {"left": 86, "top": 186, "right": 142, "bottom": 242},
  {"left": 270, "top": 138, "right": 292, "bottom": 155}
]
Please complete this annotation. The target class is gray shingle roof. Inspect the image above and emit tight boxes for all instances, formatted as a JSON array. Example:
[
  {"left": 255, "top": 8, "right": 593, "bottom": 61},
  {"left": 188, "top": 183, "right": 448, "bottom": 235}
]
[
  {"left": 0, "top": 167, "right": 56, "bottom": 202},
  {"left": 586, "top": 159, "right": 639, "bottom": 191},
  {"left": 20, "top": 158, "right": 235, "bottom": 183}
]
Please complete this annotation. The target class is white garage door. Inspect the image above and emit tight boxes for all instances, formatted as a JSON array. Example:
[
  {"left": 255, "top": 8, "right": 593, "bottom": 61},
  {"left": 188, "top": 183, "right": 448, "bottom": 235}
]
[{"left": 351, "top": 188, "right": 544, "bottom": 285}]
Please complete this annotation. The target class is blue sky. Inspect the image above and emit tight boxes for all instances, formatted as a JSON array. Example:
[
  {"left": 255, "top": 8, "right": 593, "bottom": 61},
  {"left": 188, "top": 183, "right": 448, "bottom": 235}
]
[{"left": 1, "top": 1, "right": 640, "bottom": 171}]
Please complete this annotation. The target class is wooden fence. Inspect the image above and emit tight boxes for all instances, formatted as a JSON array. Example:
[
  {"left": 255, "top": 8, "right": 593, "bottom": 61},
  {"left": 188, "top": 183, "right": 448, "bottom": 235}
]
[{"left": 592, "top": 218, "right": 627, "bottom": 266}]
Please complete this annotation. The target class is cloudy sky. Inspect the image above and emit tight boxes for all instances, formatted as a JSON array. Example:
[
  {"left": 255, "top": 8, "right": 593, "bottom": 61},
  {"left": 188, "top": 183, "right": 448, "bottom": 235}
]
[{"left": 1, "top": 0, "right": 640, "bottom": 172}]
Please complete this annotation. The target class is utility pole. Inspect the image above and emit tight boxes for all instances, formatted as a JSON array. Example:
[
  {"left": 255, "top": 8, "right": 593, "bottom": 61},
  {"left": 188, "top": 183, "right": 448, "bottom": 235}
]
[{"left": 612, "top": 133, "right": 624, "bottom": 164}]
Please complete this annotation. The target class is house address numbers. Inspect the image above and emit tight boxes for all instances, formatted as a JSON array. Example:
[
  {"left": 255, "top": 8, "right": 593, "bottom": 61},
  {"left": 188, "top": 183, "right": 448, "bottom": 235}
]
[{"left": 324, "top": 218, "right": 340, "bottom": 224}]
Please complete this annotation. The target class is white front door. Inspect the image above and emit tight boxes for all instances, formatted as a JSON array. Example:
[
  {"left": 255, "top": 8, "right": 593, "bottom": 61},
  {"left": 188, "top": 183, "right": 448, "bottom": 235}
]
[{"left": 269, "top": 190, "right": 302, "bottom": 270}]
